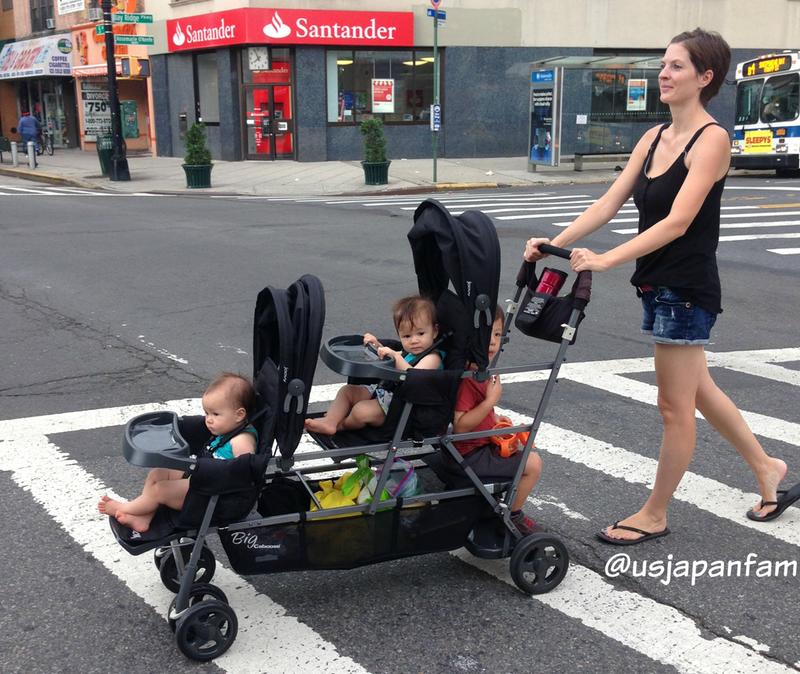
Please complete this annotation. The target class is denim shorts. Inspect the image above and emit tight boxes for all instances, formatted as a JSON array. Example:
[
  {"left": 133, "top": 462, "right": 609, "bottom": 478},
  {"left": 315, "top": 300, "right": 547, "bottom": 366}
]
[{"left": 640, "top": 287, "right": 716, "bottom": 345}]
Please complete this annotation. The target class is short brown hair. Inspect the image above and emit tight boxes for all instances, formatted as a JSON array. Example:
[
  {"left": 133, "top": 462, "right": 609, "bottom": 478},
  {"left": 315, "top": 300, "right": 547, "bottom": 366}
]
[
  {"left": 205, "top": 372, "right": 256, "bottom": 416},
  {"left": 670, "top": 28, "right": 731, "bottom": 105},
  {"left": 392, "top": 295, "right": 437, "bottom": 332},
  {"left": 494, "top": 304, "right": 505, "bottom": 323}
]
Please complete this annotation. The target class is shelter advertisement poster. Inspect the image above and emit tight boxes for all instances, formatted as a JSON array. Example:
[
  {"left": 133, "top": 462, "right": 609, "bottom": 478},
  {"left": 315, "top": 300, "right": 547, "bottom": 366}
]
[
  {"left": 371, "top": 78, "right": 395, "bottom": 113},
  {"left": 529, "top": 69, "right": 561, "bottom": 166},
  {"left": 627, "top": 78, "right": 647, "bottom": 112},
  {"left": 81, "top": 83, "right": 111, "bottom": 140}
]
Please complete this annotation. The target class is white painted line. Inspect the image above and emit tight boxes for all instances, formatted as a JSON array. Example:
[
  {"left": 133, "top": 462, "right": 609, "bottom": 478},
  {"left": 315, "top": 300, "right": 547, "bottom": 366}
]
[
  {"left": 0, "top": 186, "right": 60, "bottom": 194},
  {"left": 725, "top": 186, "right": 800, "bottom": 191},
  {"left": 498, "top": 209, "right": 637, "bottom": 221},
  {"left": 496, "top": 409, "right": 800, "bottom": 547},
  {"left": 768, "top": 248, "right": 800, "bottom": 255},
  {"left": 452, "top": 551, "right": 792, "bottom": 674},
  {"left": 137, "top": 335, "right": 188, "bottom": 364},
  {"left": 0, "top": 435, "right": 371, "bottom": 674},
  {"left": 720, "top": 232, "right": 800, "bottom": 242}
]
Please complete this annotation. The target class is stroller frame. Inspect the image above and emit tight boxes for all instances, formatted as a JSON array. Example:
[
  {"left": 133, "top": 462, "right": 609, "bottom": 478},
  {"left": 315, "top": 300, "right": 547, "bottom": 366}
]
[{"left": 108, "top": 202, "right": 590, "bottom": 662}]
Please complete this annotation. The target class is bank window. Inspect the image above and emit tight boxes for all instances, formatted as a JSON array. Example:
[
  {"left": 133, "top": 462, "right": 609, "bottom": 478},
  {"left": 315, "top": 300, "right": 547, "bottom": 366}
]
[
  {"left": 327, "top": 49, "right": 438, "bottom": 123},
  {"left": 589, "top": 69, "right": 668, "bottom": 123},
  {"left": 242, "top": 47, "right": 292, "bottom": 84},
  {"left": 194, "top": 52, "right": 219, "bottom": 125},
  {"left": 29, "top": 0, "right": 53, "bottom": 32}
]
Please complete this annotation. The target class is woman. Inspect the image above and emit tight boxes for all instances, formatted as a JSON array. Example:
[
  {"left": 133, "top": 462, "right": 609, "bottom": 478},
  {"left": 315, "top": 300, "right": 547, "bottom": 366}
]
[{"left": 524, "top": 28, "right": 798, "bottom": 545}]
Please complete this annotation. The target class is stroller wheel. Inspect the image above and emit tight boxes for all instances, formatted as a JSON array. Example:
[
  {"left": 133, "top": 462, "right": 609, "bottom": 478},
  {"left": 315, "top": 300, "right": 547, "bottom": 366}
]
[
  {"left": 168, "top": 583, "right": 229, "bottom": 632},
  {"left": 510, "top": 533, "right": 569, "bottom": 594},
  {"left": 175, "top": 599, "right": 238, "bottom": 662},
  {"left": 153, "top": 545, "right": 170, "bottom": 569},
  {"left": 159, "top": 544, "right": 216, "bottom": 593}
]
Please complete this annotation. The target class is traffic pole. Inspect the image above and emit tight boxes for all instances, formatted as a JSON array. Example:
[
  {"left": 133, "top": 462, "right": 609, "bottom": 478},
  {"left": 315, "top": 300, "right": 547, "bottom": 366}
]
[
  {"left": 102, "top": 0, "right": 130, "bottom": 181},
  {"left": 432, "top": 11, "right": 439, "bottom": 184}
]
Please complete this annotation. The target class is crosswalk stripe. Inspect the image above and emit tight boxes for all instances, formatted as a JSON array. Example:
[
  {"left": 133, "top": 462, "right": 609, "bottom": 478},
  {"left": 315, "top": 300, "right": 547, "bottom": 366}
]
[
  {"left": 0, "top": 434, "right": 371, "bottom": 674},
  {"left": 453, "top": 552, "right": 792, "bottom": 674},
  {"left": 720, "top": 232, "right": 800, "bottom": 242},
  {"left": 768, "top": 248, "right": 800, "bottom": 255}
]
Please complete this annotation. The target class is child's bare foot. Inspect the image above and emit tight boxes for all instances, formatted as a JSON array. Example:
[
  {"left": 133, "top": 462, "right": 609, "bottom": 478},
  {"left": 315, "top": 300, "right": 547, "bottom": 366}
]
[
  {"left": 115, "top": 511, "right": 152, "bottom": 534},
  {"left": 98, "top": 495, "right": 123, "bottom": 516},
  {"left": 752, "top": 458, "right": 788, "bottom": 517},
  {"left": 304, "top": 416, "right": 338, "bottom": 435}
]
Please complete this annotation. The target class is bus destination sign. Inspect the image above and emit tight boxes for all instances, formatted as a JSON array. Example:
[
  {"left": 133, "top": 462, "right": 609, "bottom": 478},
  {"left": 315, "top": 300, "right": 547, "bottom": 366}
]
[{"left": 743, "top": 55, "right": 792, "bottom": 77}]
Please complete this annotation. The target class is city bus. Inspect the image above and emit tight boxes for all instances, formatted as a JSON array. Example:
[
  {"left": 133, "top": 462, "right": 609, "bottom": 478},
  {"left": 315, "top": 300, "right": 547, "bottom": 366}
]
[{"left": 730, "top": 51, "right": 800, "bottom": 175}]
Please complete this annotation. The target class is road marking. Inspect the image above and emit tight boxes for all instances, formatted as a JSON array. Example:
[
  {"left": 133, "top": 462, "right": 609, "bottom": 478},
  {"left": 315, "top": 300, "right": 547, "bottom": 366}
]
[
  {"left": 0, "top": 434, "right": 371, "bottom": 674},
  {"left": 757, "top": 203, "right": 800, "bottom": 208},
  {"left": 768, "top": 248, "right": 800, "bottom": 255},
  {"left": 719, "top": 232, "right": 800, "bottom": 242},
  {"left": 613, "top": 219, "right": 800, "bottom": 234},
  {"left": 137, "top": 335, "right": 188, "bottom": 364},
  {"left": 452, "top": 551, "right": 793, "bottom": 674}
]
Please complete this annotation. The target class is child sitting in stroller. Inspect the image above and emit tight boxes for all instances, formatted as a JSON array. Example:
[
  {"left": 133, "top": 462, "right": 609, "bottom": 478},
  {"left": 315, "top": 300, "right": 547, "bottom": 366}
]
[
  {"left": 305, "top": 295, "right": 443, "bottom": 435},
  {"left": 451, "top": 307, "right": 543, "bottom": 536},
  {"left": 97, "top": 372, "right": 257, "bottom": 533}
]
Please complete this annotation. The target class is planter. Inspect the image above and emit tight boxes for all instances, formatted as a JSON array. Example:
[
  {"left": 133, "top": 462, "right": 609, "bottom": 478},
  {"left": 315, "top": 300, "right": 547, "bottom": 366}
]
[
  {"left": 183, "top": 163, "right": 213, "bottom": 189},
  {"left": 361, "top": 160, "right": 391, "bottom": 186}
]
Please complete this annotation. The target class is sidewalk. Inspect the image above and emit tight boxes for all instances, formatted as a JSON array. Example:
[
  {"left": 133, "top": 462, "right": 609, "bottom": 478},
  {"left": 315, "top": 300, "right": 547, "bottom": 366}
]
[{"left": 0, "top": 147, "right": 621, "bottom": 197}]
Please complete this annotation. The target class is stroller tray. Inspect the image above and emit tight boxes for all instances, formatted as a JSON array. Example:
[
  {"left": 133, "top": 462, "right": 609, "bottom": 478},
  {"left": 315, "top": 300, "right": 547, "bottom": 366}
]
[{"left": 219, "top": 493, "right": 493, "bottom": 573}]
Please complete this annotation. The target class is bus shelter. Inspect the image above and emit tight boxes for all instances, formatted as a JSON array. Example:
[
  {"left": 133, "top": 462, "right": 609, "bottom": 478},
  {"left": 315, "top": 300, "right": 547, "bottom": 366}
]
[{"left": 528, "top": 55, "right": 665, "bottom": 170}]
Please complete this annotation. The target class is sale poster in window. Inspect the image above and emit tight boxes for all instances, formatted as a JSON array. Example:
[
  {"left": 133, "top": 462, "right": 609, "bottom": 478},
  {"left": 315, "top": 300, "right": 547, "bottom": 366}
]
[
  {"left": 627, "top": 79, "right": 647, "bottom": 112},
  {"left": 371, "top": 78, "right": 395, "bottom": 113}
]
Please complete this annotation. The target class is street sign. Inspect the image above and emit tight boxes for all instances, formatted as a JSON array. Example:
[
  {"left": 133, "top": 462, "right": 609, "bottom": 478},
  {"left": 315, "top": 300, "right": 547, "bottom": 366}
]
[
  {"left": 430, "top": 104, "right": 441, "bottom": 132},
  {"left": 113, "top": 13, "right": 153, "bottom": 24},
  {"left": 95, "top": 24, "right": 106, "bottom": 34},
  {"left": 426, "top": 8, "right": 446, "bottom": 19},
  {"left": 113, "top": 35, "right": 155, "bottom": 46}
]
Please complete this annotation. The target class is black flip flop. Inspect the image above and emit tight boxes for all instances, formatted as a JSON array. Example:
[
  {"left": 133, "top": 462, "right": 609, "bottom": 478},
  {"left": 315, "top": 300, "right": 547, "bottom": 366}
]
[
  {"left": 746, "top": 482, "right": 800, "bottom": 522},
  {"left": 596, "top": 521, "right": 670, "bottom": 546}
]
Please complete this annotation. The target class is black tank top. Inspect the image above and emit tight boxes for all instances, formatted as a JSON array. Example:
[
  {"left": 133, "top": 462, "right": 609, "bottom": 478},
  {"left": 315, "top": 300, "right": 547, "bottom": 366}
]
[{"left": 630, "top": 122, "right": 726, "bottom": 314}]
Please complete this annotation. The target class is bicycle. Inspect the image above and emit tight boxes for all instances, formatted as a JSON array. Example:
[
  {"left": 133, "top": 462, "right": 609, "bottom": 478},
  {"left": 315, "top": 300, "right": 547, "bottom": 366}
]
[{"left": 37, "top": 128, "right": 54, "bottom": 156}]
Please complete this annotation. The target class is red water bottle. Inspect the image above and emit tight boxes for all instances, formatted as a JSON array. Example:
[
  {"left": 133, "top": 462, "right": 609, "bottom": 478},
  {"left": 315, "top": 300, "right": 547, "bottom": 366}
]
[{"left": 535, "top": 268, "right": 568, "bottom": 296}]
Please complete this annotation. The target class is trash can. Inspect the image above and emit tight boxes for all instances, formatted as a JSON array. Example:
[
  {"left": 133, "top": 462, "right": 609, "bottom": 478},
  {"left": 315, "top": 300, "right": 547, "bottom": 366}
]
[{"left": 96, "top": 134, "right": 114, "bottom": 176}]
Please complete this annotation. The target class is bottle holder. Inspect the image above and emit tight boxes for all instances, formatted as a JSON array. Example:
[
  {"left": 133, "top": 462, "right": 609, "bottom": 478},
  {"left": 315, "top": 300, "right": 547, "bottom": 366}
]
[{"left": 515, "top": 269, "right": 587, "bottom": 344}]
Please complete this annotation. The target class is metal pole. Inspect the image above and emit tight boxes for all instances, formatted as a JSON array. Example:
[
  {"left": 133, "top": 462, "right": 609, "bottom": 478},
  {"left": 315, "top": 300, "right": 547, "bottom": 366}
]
[
  {"left": 432, "top": 13, "right": 439, "bottom": 184},
  {"left": 102, "top": 0, "right": 130, "bottom": 181}
]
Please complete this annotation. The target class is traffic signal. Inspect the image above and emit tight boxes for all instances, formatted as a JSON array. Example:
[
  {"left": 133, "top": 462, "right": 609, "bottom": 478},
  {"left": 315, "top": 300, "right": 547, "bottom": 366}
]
[{"left": 120, "top": 56, "right": 150, "bottom": 78}]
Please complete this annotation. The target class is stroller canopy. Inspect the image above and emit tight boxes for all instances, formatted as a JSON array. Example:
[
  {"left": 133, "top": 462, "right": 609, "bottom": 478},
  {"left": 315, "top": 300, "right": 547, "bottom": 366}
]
[
  {"left": 253, "top": 274, "right": 325, "bottom": 459},
  {"left": 409, "top": 199, "right": 501, "bottom": 370}
]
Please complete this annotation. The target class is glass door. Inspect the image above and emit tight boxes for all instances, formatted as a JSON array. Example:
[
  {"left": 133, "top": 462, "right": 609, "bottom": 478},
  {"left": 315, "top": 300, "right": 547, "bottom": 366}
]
[{"left": 244, "top": 85, "right": 294, "bottom": 160}]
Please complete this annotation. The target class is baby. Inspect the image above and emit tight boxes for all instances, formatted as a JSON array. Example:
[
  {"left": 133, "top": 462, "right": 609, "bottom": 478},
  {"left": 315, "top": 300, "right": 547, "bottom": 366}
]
[
  {"left": 98, "top": 372, "right": 257, "bottom": 533},
  {"left": 305, "top": 295, "right": 442, "bottom": 435}
]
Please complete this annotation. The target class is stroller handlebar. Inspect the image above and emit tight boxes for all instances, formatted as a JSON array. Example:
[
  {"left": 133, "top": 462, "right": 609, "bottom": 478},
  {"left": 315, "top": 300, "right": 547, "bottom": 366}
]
[{"left": 538, "top": 243, "right": 572, "bottom": 259}]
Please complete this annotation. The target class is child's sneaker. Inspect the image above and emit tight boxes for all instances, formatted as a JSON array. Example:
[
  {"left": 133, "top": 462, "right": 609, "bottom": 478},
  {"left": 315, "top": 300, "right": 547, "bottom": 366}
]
[{"left": 511, "top": 511, "right": 543, "bottom": 536}]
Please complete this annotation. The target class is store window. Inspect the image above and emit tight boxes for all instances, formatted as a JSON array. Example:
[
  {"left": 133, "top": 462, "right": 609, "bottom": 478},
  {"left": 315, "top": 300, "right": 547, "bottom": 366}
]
[
  {"left": 588, "top": 70, "right": 668, "bottom": 123},
  {"left": 326, "top": 49, "right": 438, "bottom": 124},
  {"left": 29, "top": 0, "right": 53, "bottom": 32},
  {"left": 194, "top": 52, "right": 219, "bottom": 125}
]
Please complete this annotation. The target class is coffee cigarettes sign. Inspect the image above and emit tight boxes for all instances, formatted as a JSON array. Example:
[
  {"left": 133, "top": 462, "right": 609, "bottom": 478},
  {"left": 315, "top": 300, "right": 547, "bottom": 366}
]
[{"left": 167, "top": 8, "right": 414, "bottom": 52}]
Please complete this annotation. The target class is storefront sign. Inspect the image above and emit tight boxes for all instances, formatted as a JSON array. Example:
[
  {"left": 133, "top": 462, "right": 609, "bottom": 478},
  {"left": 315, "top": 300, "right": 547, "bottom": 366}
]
[
  {"left": 81, "top": 83, "right": 111, "bottom": 140},
  {"left": 58, "top": 0, "right": 85, "bottom": 15},
  {"left": 167, "top": 8, "right": 414, "bottom": 52},
  {"left": 0, "top": 35, "right": 73, "bottom": 79},
  {"left": 371, "top": 79, "right": 395, "bottom": 113},
  {"left": 627, "top": 78, "right": 647, "bottom": 112}
]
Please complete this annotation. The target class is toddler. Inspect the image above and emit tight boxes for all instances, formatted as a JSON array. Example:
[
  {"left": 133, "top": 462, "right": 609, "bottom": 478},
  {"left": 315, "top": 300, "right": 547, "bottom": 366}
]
[
  {"left": 98, "top": 372, "right": 257, "bottom": 533},
  {"left": 451, "top": 307, "right": 543, "bottom": 536},
  {"left": 305, "top": 295, "right": 442, "bottom": 435}
]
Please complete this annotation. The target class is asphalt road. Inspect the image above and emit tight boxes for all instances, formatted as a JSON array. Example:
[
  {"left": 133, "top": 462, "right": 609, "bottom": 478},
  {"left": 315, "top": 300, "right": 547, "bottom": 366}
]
[{"left": 1, "top": 174, "right": 799, "bottom": 674}]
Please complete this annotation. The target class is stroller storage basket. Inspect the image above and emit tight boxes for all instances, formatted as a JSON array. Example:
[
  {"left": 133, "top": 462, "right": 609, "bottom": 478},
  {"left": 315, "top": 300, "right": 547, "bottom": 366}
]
[{"left": 220, "top": 492, "right": 492, "bottom": 573}]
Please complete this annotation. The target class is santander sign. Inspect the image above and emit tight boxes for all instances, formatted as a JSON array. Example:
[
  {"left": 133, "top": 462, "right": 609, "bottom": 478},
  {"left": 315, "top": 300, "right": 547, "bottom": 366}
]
[{"left": 167, "top": 8, "right": 414, "bottom": 52}]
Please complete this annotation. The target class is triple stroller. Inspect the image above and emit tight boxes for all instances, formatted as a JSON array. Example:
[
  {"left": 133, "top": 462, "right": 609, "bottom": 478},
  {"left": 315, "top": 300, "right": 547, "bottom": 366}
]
[{"left": 108, "top": 198, "right": 592, "bottom": 661}]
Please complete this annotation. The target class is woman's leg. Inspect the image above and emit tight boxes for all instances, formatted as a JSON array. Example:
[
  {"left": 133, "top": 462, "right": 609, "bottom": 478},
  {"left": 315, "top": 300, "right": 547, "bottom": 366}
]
[
  {"left": 602, "top": 344, "right": 706, "bottom": 541},
  {"left": 305, "top": 385, "right": 372, "bottom": 434},
  {"left": 695, "top": 367, "right": 787, "bottom": 516}
]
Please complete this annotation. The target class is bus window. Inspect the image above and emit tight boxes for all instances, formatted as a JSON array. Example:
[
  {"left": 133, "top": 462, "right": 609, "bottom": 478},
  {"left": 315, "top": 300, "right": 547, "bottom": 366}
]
[
  {"left": 735, "top": 78, "right": 762, "bottom": 125},
  {"left": 760, "top": 73, "right": 799, "bottom": 123}
]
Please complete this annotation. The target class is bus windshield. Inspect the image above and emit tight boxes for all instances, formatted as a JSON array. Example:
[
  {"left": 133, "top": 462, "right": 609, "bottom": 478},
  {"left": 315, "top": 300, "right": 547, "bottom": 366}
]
[
  {"left": 735, "top": 79, "right": 762, "bottom": 125},
  {"left": 760, "top": 73, "right": 800, "bottom": 123}
]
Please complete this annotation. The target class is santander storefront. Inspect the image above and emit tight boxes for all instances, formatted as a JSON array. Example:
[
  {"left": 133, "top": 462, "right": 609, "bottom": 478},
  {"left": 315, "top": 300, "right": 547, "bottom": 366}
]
[{"left": 156, "top": 7, "right": 415, "bottom": 162}]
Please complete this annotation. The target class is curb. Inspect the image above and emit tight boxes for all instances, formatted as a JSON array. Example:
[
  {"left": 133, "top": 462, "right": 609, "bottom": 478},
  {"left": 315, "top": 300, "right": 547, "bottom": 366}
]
[{"left": 0, "top": 165, "right": 97, "bottom": 189}]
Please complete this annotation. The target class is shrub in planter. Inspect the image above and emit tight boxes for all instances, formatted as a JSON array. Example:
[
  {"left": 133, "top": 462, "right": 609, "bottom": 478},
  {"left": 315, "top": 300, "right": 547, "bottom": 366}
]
[
  {"left": 360, "top": 117, "right": 390, "bottom": 185},
  {"left": 183, "top": 122, "right": 213, "bottom": 188}
]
